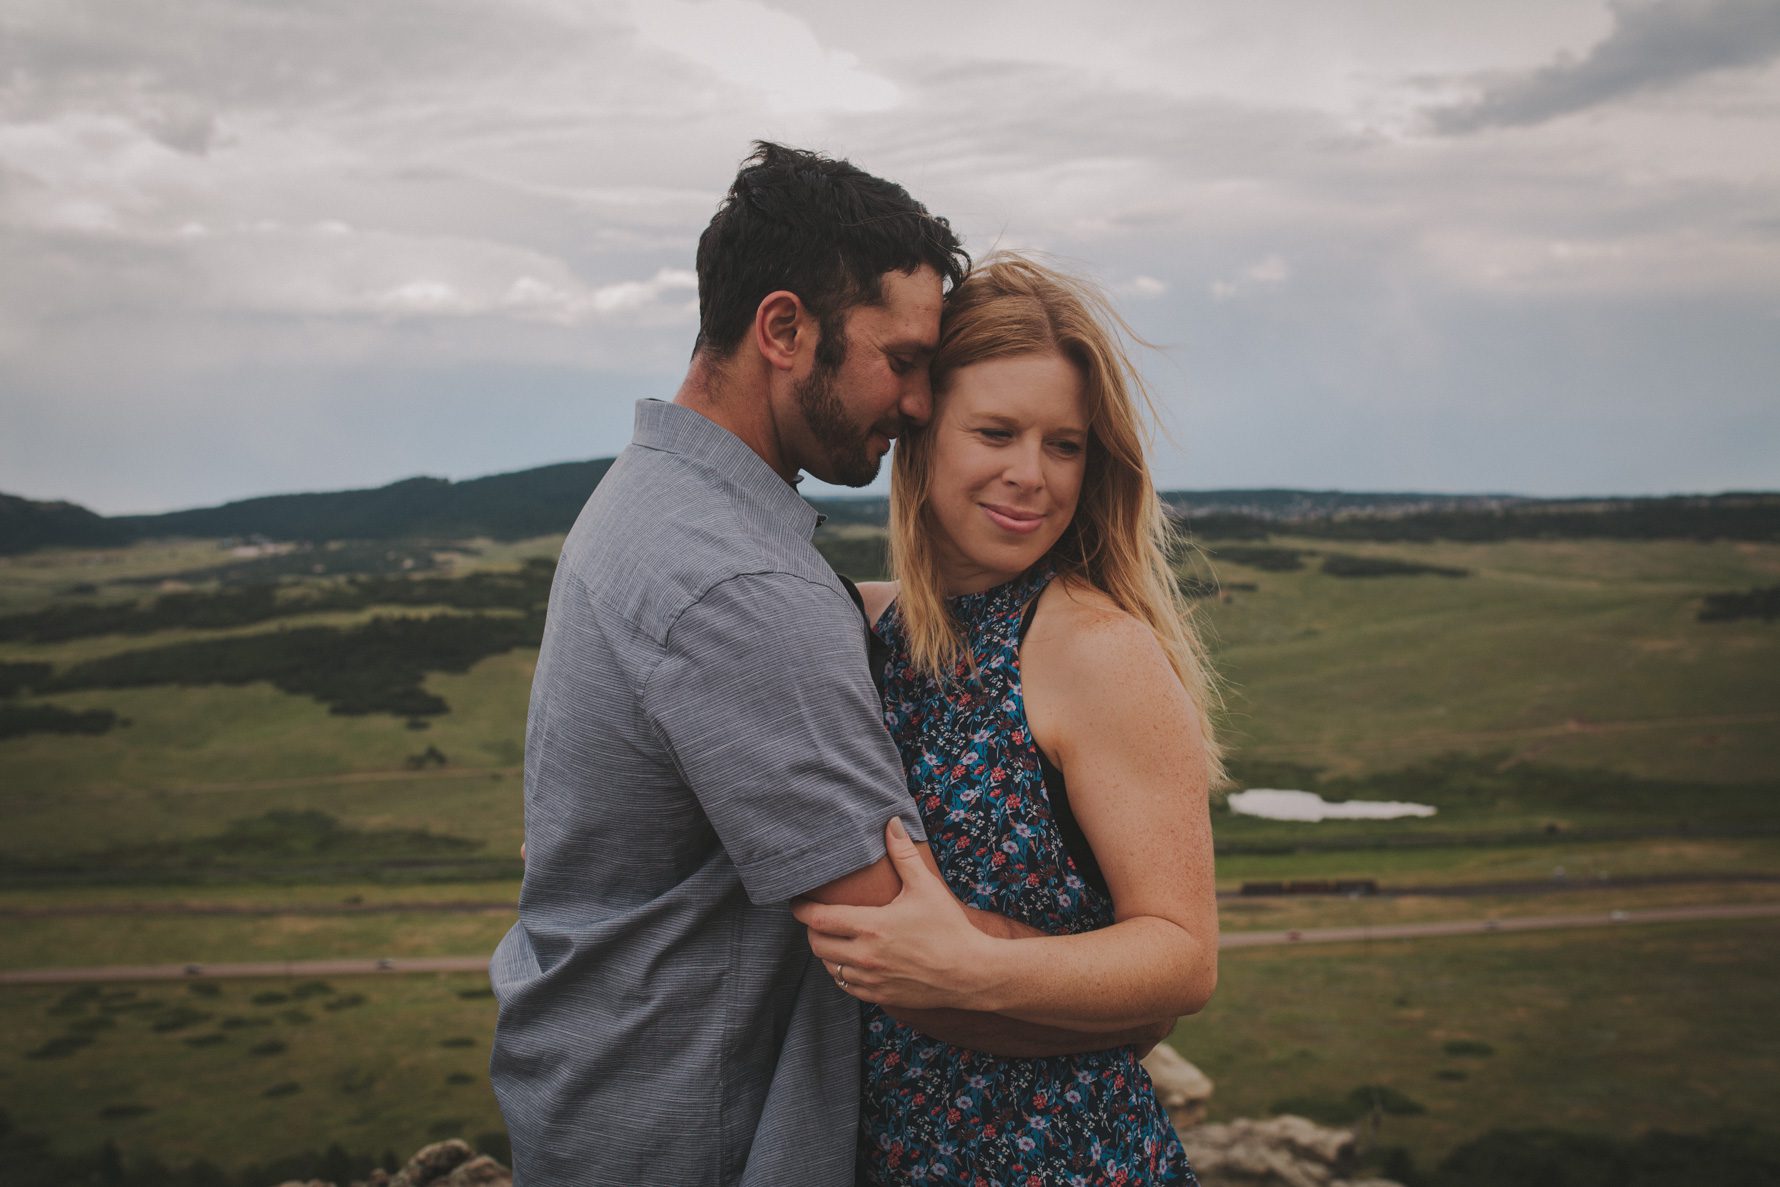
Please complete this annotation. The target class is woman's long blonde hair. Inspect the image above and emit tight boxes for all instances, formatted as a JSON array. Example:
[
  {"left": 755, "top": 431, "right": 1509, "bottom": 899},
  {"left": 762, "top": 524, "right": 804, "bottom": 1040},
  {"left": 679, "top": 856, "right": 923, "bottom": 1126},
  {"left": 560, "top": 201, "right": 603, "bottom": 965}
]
[{"left": 888, "top": 253, "right": 1224, "bottom": 782}]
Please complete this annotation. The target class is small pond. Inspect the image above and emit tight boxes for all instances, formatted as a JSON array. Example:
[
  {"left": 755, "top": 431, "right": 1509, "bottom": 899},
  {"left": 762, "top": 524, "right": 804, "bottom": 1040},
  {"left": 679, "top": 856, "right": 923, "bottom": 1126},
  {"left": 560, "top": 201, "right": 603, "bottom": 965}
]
[{"left": 1227, "top": 788, "right": 1437, "bottom": 822}]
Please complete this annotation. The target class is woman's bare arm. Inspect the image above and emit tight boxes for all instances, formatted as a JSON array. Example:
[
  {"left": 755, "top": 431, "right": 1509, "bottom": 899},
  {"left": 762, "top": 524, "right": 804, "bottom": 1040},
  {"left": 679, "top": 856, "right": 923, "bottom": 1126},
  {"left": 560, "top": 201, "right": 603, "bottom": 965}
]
[
  {"left": 792, "top": 589, "right": 1217, "bottom": 1031},
  {"left": 855, "top": 580, "right": 899, "bottom": 627}
]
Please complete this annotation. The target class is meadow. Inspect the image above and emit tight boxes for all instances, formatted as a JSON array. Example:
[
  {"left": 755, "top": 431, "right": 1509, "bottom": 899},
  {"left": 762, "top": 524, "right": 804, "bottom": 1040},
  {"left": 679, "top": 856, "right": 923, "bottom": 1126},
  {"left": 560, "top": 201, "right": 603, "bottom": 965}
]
[{"left": 1, "top": 529, "right": 1776, "bottom": 1180}]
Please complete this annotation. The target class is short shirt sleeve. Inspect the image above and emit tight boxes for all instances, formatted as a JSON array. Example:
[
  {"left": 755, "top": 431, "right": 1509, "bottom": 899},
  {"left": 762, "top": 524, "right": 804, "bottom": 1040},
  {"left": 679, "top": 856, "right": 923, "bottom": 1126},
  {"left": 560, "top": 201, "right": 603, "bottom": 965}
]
[{"left": 643, "top": 570, "right": 927, "bottom": 905}]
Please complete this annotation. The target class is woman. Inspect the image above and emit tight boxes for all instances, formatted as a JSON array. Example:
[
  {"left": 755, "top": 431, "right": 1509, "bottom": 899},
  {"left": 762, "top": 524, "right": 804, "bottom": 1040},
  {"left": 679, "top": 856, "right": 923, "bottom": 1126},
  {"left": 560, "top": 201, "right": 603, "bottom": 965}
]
[{"left": 797, "top": 255, "right": 1224, "bottom": 1184}]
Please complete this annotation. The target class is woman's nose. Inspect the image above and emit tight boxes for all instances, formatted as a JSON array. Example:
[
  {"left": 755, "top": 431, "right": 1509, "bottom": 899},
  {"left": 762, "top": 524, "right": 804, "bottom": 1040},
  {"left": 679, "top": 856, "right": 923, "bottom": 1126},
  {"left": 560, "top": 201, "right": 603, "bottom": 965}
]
[{"left": 1003, "top": 440, "right": 1044, "bottom": 488}]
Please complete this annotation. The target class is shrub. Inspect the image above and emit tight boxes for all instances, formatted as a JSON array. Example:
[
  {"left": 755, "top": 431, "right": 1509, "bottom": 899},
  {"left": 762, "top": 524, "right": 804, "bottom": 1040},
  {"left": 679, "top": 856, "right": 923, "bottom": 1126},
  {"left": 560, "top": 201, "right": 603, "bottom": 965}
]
[
  {"left": 95, "top": 1104, "right": 153, "bottom": 1120},
  {"left": 1271, "top": 1084, "right": 1425, "bottom": 1125},
  {"left": 151, "top": 1007, "right": 214, "bottom": 1033},
  {"left": 28, "top": 1034, "right": 95, "bottom": 1059},
  {"left": 220, "top": 1015, "right": 271, "bottom": 1029},
  {"left": 1320, "top": 553, "right": 1469, "bottom": 579},
  {"left": 1443, "top": 1039, "right": 1495, "bottom": 1057}
]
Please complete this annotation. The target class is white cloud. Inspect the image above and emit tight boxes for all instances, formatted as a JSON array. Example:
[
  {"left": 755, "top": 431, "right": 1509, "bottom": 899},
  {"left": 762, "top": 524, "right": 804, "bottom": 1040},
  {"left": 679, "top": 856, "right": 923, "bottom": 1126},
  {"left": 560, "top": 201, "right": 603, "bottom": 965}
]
[
  {"left": 1120, "top": 275, "right": 1170, "bottom": 298},
  {"left": 625, "top": 0, "right": 899, "bottom": 114},
  {"left": 1418, "top": 225, "right": 1780, "bottom": 297},
  {"left": 1210, "top": 254, "right": 1291, "bottom": 301},
  {"left": 3, "top": 0, "right": 1778, "bottom": 508}
]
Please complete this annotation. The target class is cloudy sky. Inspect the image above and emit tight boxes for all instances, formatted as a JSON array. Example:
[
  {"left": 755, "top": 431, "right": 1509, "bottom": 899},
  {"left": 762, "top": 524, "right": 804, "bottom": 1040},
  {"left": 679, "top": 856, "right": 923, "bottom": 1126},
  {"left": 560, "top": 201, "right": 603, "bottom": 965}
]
[{"left": 3, "top": 0, "right": 1777, "bottom": 513}]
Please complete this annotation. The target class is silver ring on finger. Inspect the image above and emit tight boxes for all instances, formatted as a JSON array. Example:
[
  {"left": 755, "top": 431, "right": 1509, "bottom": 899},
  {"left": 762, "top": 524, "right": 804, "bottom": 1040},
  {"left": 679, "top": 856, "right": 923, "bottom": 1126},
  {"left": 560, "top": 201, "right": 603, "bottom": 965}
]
[{"left": 836, "top": 963, "right": 848, "bottom": 989}]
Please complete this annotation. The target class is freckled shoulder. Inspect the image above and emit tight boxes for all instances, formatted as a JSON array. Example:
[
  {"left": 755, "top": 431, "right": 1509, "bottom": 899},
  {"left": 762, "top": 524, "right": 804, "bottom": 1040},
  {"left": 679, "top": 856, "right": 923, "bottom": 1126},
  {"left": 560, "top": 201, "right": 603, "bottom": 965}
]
[
  {"left": 1022, "top": 575, "right": 1185, "bottom": 753},
  {"left": 1025, "top": 575, "right": 1151, "bottom": 663}
]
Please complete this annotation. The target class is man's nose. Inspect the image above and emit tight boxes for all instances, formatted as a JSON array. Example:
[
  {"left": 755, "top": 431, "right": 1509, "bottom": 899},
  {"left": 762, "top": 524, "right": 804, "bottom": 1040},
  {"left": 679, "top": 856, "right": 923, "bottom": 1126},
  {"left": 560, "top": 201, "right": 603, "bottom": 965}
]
[{"left": 899, "top": 372, "right": 933, "bottom": 428}]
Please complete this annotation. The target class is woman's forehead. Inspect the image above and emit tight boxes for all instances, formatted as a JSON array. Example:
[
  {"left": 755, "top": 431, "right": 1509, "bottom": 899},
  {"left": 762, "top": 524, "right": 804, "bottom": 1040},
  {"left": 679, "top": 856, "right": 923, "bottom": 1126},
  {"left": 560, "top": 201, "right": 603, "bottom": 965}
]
[{"left": 940, "top": 353, "right": 1088, "bottom": 425}]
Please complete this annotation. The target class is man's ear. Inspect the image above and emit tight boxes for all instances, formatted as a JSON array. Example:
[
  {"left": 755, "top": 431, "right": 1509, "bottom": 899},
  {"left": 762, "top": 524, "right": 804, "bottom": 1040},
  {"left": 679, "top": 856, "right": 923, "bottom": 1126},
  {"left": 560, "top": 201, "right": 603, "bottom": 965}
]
[{"left": 753, "top": 290, "right": 813, "bottom": 373}]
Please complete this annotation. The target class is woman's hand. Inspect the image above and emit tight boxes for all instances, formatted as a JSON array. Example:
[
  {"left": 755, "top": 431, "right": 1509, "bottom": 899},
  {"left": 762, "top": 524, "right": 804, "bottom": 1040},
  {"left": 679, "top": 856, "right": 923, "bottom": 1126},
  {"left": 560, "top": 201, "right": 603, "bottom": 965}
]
[{"left": 791, "top": 818, "right": 1001, "bottom": 1011}]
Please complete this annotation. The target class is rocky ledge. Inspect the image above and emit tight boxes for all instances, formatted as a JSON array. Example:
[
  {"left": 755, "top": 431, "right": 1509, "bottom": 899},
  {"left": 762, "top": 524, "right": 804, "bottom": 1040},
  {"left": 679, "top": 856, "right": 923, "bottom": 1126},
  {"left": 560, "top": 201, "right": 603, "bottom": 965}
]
[
  {"left": 276, "top": 1140, "right": 508, "bottom": 1187},
  {"left": 279, "top": 1054, "right": 1401, "bottom": 1187}
]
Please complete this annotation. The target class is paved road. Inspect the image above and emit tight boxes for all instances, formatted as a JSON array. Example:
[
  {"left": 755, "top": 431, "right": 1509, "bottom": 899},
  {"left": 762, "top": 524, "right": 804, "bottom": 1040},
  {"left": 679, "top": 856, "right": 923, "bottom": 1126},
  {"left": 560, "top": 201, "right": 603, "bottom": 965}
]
[{"left": 4, "top": 902, "right": 1776, "bottom": 985}]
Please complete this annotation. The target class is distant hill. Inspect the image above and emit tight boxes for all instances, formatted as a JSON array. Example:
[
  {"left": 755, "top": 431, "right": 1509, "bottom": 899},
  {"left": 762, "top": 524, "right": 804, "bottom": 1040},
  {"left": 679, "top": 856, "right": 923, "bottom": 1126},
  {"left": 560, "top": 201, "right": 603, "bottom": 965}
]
[
  {"left": 110, "top": 459, "right": 617, "bottom": 545},
  {"left": 2, "top": 462, "right": 1776, "bottom": 555},
  {"left": 0, "top": 494, "right": 133, "bottom": 555}
]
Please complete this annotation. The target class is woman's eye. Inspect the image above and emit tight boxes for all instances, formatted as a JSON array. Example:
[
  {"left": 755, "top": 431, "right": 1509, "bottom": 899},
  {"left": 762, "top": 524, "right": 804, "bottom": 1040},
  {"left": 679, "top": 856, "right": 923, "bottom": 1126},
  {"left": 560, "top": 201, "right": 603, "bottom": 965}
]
[
  {"left": 977, "top": 428, "right": 1012, "bottom": 442},
  {"left": 1050, "top": 440, "right": 1084, "bottom": 456}
]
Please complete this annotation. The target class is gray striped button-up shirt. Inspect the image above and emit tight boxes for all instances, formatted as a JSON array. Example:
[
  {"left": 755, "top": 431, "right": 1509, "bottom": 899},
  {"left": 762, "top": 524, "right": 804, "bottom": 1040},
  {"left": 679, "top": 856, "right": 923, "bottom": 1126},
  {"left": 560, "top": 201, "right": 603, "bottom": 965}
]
[{"left": 491, "top": 399, "right": 925, "bottom": 1186}]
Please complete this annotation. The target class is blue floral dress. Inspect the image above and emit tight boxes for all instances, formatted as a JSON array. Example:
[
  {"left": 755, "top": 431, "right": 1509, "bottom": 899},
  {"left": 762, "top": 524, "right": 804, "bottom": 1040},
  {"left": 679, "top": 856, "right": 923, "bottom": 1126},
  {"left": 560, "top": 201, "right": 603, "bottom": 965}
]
[{"left": 860, "top": 566, "right": 1196, "bottom": 1186}]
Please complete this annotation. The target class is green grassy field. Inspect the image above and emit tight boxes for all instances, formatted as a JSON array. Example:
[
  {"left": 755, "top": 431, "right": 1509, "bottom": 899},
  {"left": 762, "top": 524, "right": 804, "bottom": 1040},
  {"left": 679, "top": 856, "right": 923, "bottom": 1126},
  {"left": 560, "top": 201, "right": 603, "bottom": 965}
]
[
  {"left": 1198, "top": 536, "right": 1780, "bottom": 783},
  {"left": 3, "top": 919, "right": 1774, "bottom": 1175},
  {"left": 0, "top": 972, "right": 506, "bottom": 1168},
  {"left": 4, "top": 535, "right": 1776, "bottom": 857},
  {"left": 1176, "top": 917, "right": 1780, "bottom": 1172},
  {"left": 1, "top": 531, "right": 1776, "bottom": 1176}
]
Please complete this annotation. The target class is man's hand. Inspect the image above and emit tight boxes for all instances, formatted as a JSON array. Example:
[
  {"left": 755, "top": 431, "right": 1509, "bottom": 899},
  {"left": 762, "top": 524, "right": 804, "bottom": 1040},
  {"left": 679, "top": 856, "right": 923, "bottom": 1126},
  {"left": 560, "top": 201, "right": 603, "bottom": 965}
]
[{"left": 791, "top": 818, "right": 996, "bottom": 1011}]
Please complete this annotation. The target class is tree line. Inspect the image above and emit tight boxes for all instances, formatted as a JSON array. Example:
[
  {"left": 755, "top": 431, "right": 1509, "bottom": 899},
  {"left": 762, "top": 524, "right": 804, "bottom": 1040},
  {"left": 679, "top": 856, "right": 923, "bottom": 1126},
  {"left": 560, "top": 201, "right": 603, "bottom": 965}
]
[
  {"left": 1181, "top": 494, "right": 1780, "bottom": 544},
  {"left": 43, "top": 611, "right": 544, "bottom": 718},
  {"left": 0, "top": 560, "right": 557, "bottom": 645}
]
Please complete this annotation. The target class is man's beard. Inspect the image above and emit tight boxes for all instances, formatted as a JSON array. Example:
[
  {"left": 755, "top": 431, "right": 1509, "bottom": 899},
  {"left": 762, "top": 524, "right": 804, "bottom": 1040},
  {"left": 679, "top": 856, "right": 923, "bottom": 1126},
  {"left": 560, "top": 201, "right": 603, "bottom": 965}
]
[{"left": 794, "top": 358, "right": 882, "bottom": 488}]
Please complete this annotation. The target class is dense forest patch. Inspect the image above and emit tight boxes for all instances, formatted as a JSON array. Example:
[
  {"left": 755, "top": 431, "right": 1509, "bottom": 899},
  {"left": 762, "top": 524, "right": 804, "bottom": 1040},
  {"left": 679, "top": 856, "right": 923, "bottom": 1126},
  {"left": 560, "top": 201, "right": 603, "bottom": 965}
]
[
  {"left": 1698, "top": 584, "right": 1780, "bottom": 623},
  {"left": 0, "top": 703, "right": 123, "bottom": 740},
  {"left": 1, "top": 560, "right": 556, "bottom": 644},
  {"left": 1320, "top": 554, "right": 1470, "bottom": 579},
  {"left": 1209, "top": 544, "right": 1309, "bottom": 571},
  {"left": 1181, "top": 494, "right": 1780, "bottom": 544},
  {"left": 1207, "top": 544, "right": 1469, "bottom": 578},
  {"left": 0, "top": 661, "right": 52, "bottom": 697},
  {"left": 42, "top": 612, "right": 542, "bottom": 717}
]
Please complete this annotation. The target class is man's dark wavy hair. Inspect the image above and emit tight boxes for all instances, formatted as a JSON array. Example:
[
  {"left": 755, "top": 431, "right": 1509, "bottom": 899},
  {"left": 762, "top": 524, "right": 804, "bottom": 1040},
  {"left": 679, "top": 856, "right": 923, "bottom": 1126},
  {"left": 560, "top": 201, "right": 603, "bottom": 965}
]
[{"left": 694, "top": 141, "right": 970, "bottom": 366}]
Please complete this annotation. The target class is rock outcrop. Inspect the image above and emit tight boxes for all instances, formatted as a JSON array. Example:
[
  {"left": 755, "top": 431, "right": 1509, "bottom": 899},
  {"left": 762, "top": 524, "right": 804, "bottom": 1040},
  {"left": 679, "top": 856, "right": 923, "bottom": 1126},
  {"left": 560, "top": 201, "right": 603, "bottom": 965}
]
[
  {"left": 1141, "top": 1042, "right": 1215, "bottom": 1128},
  {"left": 1177, "top": 1114, "right": 1404, "bottom": 1187},
  {"left": 274, "top": 1081, "right": 1404, "bottom": 1187},
  {"left": 276, "top": 1140, "right": 509, "bottom": 1187}
]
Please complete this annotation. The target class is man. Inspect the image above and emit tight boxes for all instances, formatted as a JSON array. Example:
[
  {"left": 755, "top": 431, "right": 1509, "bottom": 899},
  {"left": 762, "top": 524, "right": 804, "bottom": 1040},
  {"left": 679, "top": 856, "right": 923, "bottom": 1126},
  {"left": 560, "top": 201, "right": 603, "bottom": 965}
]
[
  {"left": 489, "top": 142, "right": 969, "bottom": 1186},
  {"left": 491, "top": 143, "right": 1163, "bottom": 1186}
]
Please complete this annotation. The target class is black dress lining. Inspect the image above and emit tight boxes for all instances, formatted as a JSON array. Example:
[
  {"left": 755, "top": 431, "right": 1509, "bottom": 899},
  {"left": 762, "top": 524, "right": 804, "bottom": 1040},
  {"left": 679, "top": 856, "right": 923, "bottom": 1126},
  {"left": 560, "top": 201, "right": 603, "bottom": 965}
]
[{"left": 1017, "top": 593, "right": 1110, "bottom": 901}]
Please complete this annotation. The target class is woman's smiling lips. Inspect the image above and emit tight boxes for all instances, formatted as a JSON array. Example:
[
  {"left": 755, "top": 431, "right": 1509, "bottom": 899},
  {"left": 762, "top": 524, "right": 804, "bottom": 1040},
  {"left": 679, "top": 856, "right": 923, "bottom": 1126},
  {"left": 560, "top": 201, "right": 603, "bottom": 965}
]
[{"left": 980, "top": 502, "right": 1046, "bottom": 534}]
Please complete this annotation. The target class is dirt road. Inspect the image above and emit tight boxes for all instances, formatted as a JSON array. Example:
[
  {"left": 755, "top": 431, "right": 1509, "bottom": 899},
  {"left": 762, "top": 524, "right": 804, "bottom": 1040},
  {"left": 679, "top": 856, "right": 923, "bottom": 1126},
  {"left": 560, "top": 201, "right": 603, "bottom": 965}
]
[{"left": 4, "top": 901, "right": 1775, "bottom": 986}]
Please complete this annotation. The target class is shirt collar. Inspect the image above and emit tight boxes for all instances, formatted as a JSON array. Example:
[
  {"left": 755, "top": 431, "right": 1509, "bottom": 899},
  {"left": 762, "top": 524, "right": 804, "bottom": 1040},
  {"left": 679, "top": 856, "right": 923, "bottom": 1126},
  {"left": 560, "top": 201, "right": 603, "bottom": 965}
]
[{"left": 631, "top": 399, "right": 823, "bottom": 538}]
